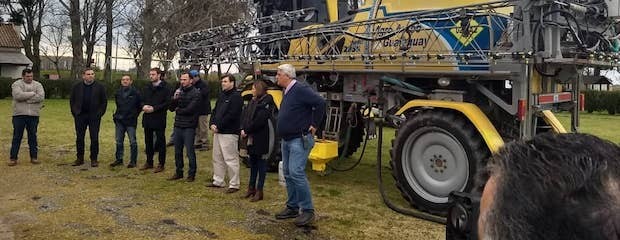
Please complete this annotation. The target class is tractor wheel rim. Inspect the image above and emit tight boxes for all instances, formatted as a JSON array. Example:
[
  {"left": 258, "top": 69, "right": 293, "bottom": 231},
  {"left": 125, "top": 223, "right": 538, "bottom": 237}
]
[{"left": 402, "top": 127, "right": 469, "bottom": 204}]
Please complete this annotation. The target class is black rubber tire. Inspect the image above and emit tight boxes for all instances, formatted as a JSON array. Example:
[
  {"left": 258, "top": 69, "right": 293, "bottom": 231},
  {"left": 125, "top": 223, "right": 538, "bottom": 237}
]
[
  {"left": 390, "top": 110, "right": 490, "bottom": 216},
  {"left": 265, "top": 117, "right": 281, "bottom": 172}
]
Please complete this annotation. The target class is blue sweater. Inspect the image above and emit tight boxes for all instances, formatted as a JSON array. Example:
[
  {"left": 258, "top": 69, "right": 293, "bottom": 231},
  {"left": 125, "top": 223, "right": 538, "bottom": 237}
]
[{"left": 277, "top": 82, "right": 326, "bottom": 140}]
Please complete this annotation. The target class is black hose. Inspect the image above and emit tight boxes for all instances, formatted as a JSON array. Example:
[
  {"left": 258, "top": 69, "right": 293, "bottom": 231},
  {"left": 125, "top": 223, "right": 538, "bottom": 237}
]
[
  {"left": 375, "top": 111, "right": 447, "bottom": 224},
  {"left": 541, "top": 9, "right": 585, "bottom": 46},
  {"left": 328, "top": 103, "right": 371, "bottom": 172},
  {"left": 532, "top": 22, "right": 563, "bottom": 77},
  {"left": 374, "top": 81, "right": 446, "bottom": 224}
]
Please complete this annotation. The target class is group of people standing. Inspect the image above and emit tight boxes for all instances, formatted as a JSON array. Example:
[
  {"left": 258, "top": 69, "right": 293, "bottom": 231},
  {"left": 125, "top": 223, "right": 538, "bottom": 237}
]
[{"left": 8, "top": 64, "right": 325, "bottom": 227}]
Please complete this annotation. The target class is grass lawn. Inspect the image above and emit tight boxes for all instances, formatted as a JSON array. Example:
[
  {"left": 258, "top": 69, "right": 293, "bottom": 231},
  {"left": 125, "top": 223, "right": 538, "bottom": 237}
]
[
  {"left": 0, "top": 99, "right": 441, "bottom": 240},
  {"left": 0, "top": 99, "right": 617, "bottom": 240}
]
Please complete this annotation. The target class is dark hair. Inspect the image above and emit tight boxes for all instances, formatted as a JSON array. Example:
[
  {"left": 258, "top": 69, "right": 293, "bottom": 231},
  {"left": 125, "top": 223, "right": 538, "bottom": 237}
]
[
  {"left": 82, "top": 67, "right": 93, "bottom": 74},
  {"left": 221, "top": 74, "right": 236, "bottom": 87},
  {"left": 252, "top": 80, "right": 268, "bottom": 98},
  {"left": 149, "top": 67, "right": 161, "bottom": 75},
  {"left": 22, "top": 68, "right": 33, "bottom": 76},
  {"left": 479, "top": 133, "right": 620, "bottom": 240}
]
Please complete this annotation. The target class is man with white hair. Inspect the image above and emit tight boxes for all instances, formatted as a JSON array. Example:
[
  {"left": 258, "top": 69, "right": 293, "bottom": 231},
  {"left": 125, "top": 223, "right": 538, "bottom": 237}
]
[{"left": 273, "top": 64, "right": 326, "bottom": 227}]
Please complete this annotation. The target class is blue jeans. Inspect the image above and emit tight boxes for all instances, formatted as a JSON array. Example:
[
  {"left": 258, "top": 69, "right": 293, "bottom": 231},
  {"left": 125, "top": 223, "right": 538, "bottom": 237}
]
[
  {"left": 10, "top": 116, "right": 39, "bottom": 160},
  {"left": 249, "top": 154, "right": 267, "bottom": 190},
  {"left": 115, "top": 122, "right": 137, "bottom": 164},
  {"left": 281, "top": 134, "right": 315, "bottom": 212},
  {"left": 174, "top": 127, "right": 197, "bottom": 177}
]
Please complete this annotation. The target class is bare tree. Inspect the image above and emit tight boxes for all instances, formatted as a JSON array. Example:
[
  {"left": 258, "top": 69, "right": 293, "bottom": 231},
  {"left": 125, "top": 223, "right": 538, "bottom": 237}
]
[
  {"left": 121, "top": 2, "right": 143, "bottom": 75},
  {"left": 41, "top": 17, "right": 71, "bottom": 76},
  {"left": 152, "top": 0, "right": 249, "bottom": 72},
  {"left": 59, "top": 0, "right": 83, "bottom": 80},
  {"left": 104, "top": 0, "right": 112, "bottom": 82},
  {"left": 139, "top": 0, "right": 154, "bottom": 80},
  {"left": 121, "top": 0, "right": 248, "bottom": 80},
  {"left": 81, "top": 0, "right": 105, "bottom": 69},
  {"left": 1, "top": 0, "right": 48, "bottom": 80}
]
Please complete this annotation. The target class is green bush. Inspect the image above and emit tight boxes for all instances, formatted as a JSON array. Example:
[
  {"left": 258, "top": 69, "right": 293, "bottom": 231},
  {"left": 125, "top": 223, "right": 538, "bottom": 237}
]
[
  {"left": 584, "top": 90, "right": 620, "bottom": 115},
  {"left": 0, "top": 78, "right": 13, "bottom": 99},
  {"left": 2, "top": 75, "right": 226, "bottom": 100},
  {"left": 606, "top": 92, "right": 620, "bottom": 115}
]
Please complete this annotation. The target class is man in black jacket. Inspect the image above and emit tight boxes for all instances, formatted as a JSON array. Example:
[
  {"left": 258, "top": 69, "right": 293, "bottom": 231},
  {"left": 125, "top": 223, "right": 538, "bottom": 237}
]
[
  {"left": 189, "top": 70, "right": 211, "bottom": 151},
  {"left": 168, "top": 72, "right": 202, "bottom": 182},
  {"left": 110, "top": 75, "right": 141, "bottom": 168},
  {"left": 70, "top": 67, "right": 108, "bottom": 167},
  {"left": 141, "top": 67, "right": 172, "bottom": 173},
  {"left": 207, "top": 74, "right": 243, "bottom": 193}
]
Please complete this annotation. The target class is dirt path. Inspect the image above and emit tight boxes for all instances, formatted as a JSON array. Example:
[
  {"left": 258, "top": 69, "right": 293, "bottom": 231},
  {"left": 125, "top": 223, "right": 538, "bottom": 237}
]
[{"left": 0, "top": 218, "right": 14, "bottom": 240}]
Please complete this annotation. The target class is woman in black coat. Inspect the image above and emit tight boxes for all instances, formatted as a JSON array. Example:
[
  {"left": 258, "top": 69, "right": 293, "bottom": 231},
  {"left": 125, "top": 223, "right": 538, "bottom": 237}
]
[{"left": 240, "top": 81, "right": 274, "bottom": 202}]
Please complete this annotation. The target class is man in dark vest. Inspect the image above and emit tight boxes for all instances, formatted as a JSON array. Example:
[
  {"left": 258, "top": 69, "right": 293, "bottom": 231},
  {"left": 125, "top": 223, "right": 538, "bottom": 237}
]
[
  {"left": 70, "top": 67, "right": 108, "bottom": 167},
  {"left": 141, "top": 67, "right": 172, "bottom": 173}
]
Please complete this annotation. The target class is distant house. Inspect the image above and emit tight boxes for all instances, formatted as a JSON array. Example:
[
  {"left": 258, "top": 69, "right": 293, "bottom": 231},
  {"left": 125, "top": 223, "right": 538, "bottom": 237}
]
[
  {"left": 562, "top": 76, "right": 615, "bottom": 92},
  {"left": 585, "top": 76, "right": 613, "bottom": 91},
  {"left": 0, "top": 24, "right": 32, "bottom": 79},
  {"left": 40, "top": 56, "right": 72, "bottom": 71}
]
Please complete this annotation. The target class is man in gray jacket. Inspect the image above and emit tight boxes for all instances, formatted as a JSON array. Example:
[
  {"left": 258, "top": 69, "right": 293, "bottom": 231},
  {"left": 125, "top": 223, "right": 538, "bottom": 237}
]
[{"left": 9, "top": 69, "right": 45, "bottom": 166}]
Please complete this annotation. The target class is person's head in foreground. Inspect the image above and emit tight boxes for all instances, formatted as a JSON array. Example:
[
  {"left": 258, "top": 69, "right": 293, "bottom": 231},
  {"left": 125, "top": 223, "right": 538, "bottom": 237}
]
[{"left": 478, "top": 133, "right": 620, "bottom": 240}]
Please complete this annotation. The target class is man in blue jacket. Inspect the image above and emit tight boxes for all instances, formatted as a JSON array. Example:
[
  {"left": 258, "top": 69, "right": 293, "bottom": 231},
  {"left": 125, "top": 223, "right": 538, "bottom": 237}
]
[
  {"left": 273, "top": 64, "right": 326, "bottom": 227},
  {"left": 110, "top": 75, "right": 141, "bottom": 168}
]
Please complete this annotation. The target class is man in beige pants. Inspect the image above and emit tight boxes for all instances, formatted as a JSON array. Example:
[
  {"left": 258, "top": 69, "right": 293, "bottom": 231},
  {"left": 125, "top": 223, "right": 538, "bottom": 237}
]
[
  {"left": 207, "top": 74, "right": 243, "bottom": 193},
  {"left": 189, "top": 70, "right": 211, "bottom": 151}
]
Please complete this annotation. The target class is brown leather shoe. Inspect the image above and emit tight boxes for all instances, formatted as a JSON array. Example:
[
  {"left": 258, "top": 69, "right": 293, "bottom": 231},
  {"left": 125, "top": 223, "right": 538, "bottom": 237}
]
[
  {"left": 7, "top": 159, "right": 17, "bottom": 166},
  {"left": 243, "top": 188, "right": 256, "bottom": 199},
  {"left": 139, "top": 164, "right": 153, "bottom": 170},
  {"left": 71, "top": 159, "right": 84, "bottom": 166},
  {"left": 30, "top": 158, "right": 40, "bottom": 164},
  {"left": 153, "top": 165, "right": 164, "bottom": 173},
  {"left": 206, "top": 183, "right": 224, "bottom": 188},
  {"left": 225, "top": 188, "right": 239, "bottom": 194},
  {"left": 91, "top": 161, "right": 99, "bottom": 167},
  {"left": 167, "top": 174, "right": 183, "bottom": 181},
  {"left": 186, "top": 176, "right": 195, "bottom": 182},
  {"left": 250, "top": 190, "right": 263, "bottom": 202}
]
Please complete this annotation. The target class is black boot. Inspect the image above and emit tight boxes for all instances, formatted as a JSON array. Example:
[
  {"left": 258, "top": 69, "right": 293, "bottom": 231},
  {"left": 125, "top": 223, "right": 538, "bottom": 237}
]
[{"left": 109, "top": 161, "right": 123, "bottom": 167}]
